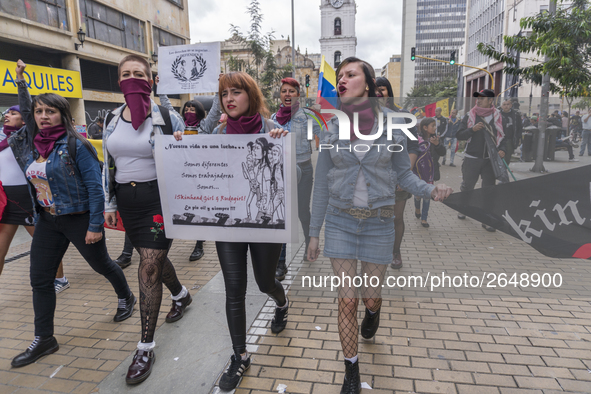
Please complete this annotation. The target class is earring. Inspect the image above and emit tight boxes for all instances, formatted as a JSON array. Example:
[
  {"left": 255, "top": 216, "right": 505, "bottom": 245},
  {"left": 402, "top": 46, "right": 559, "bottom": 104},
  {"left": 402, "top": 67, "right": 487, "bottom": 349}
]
[{"left": 366, "top": 86, "right": 369, "bottom": 91}]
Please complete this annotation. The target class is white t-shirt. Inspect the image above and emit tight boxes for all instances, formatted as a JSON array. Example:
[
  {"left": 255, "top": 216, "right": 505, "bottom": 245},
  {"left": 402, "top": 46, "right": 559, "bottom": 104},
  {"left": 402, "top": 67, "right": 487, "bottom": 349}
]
[
  {"left": 352, "top": 139, "right": 370, "bottom": 208},
  {"left": 0, "top": 137, "right": 27, "bottom": 186},
  {"left": 583, "top": 113, "right": 591, "bottom": 130},
  {"left": 107, "top": 116, "right": 158, "bottom": 183},
  {"left": 26, "top": 160, "right": 54, "bottom": 207}
]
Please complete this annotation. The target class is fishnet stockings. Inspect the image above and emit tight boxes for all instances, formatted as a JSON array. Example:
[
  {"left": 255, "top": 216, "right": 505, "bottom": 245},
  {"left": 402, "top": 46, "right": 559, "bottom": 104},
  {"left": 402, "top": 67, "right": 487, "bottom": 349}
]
[
  {"left": 330, "top": 258, "right": 388, "bottom": 359},
  {"left": 137, "top": 248, "right": 182, "bottom": 343}
]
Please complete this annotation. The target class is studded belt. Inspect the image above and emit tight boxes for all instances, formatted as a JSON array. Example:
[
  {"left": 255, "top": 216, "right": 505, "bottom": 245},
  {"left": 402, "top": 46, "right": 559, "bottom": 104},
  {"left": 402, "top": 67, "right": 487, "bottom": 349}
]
[{"left": 343, "top": 205, "right": 395, "bottom": 219}]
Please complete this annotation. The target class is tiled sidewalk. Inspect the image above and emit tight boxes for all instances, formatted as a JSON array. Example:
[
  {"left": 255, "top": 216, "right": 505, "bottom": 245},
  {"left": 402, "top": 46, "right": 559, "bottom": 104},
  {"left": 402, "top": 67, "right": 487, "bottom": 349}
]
[
  {"left": 212, "top": 153, "right": 591, "bottom": 394},
  {"left": 2, "top": 151, "right": 590, "bottom": 394},
  {"left": 0, "top": 235, "right": 220, "bottom": 394}
]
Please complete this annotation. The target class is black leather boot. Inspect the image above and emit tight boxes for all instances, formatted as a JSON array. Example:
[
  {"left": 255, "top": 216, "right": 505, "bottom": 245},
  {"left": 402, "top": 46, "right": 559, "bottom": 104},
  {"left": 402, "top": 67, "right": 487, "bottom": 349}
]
[
  {"left": 360, "top": 307, "right": 380, "bottom": 339},
  {"left": 189, "top": 241, "right": 204, "bottom": 261},
  {"left": 341, "top": 359, "right": 361, "bottom": 394},
  {"left": 12, "top": 336, "right": 59, "bottom": 367}
]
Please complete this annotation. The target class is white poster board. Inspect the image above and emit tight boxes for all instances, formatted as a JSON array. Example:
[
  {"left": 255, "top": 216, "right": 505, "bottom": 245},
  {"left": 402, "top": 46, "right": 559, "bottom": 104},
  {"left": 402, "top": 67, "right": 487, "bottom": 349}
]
[
  {"left": 155, "top": 133, "right": 298, "bottom": 243},
  {"left": 157, "top": 42, "right": 220, "bottom": 94}
]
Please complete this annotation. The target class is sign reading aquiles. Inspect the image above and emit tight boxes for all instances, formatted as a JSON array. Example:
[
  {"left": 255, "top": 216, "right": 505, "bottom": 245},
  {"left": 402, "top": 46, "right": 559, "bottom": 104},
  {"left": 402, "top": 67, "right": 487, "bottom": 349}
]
[
  {"left": 307, "top": 109, "right": 418, "bottom": 152},
  {"left": 1, "top": 60, "right": 83, "bottom": 99}
]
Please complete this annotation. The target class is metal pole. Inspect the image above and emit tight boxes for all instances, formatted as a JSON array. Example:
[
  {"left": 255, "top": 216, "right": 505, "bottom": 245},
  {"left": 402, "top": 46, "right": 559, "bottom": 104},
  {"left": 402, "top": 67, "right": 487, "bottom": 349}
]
[
  {"left": 291, "top": 0, "right": 296, "bottom": 79},
  {"left": 531, "top": 0, "right": 556, "bottom": 173}
]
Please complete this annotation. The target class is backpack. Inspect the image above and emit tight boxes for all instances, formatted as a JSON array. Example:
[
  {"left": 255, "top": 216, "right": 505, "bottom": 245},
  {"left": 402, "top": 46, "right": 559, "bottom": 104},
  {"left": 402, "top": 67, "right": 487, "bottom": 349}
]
[{"left": 68, "top": 105, "right": 174, "bottom": 171}]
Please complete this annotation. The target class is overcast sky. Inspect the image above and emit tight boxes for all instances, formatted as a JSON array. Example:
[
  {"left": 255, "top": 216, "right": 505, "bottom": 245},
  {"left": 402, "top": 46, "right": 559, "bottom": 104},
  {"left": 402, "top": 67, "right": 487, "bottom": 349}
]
[{"left": 188, "top": 0, "right": 403, "bottom": 70}]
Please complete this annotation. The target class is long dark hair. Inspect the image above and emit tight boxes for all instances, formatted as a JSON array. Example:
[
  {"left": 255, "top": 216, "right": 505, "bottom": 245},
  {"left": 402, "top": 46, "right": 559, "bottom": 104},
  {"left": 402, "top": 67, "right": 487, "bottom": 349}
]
[
  {"left": 376, "top": 77, "right": 395, "bottom": 110},
  {"left": 31, "top": 93, "right": 96, "bottom": 158},
  {"left": 255, "top": 137, "right": 272, "bottom": 169},
  {"left": 419, "top": 117, "right": 436, "bottom": 140},
  {"left": 181, "top": 100, "right": 206, "bottom": 120}
]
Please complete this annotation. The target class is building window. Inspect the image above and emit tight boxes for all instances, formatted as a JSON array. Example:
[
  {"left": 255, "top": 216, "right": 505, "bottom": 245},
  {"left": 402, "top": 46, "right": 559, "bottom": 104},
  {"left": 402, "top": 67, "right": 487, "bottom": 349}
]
[
  {"left": 334, "top": 18, "right": 341, "bottom": 36},
  {"left": 81, "top": 0, "right": 146, "bottom": 53},
  {"left": 334, "top": 51, "right": 341, "bottom": 68},
  {"left": 166, "top": 0, "right": 182, "bottom": 7},
  {"left": 0, "top": 0, "right": 68, "bottom": 30},
  {"left": 153, "top": 27, "right": 185, "bottom": 49}
]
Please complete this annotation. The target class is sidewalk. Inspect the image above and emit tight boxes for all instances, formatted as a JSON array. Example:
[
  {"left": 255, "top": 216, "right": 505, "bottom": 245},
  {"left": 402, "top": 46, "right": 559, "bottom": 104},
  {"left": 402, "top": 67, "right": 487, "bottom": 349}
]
[{"left": 1, "top": 150, "right": 590, "bottom": 394}]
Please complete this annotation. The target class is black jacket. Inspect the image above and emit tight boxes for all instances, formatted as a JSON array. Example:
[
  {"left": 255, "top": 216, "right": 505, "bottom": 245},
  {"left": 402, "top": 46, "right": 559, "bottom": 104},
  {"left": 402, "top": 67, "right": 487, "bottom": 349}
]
[
  {"left": 456, "top": 112, "right": 508, "bottom": 158},
  {"left": 500, "top": 109, "right": 523, "bottom": 145}
]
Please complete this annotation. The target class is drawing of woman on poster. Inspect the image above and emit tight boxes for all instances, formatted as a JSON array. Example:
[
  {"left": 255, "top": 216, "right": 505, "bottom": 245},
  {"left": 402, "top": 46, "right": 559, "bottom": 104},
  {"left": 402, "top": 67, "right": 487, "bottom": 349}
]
[
  {"left": 269, "top": 144, "right": 285, "bottom": 222},
  {"left": 242, "top": 141, "right": 259, "bottom": 220},
  {"left": 191, "top": 58, "right": 199, "bottom": 80},
  {"left": 252, "top": 137, "right": 273, "bottom": 224}
]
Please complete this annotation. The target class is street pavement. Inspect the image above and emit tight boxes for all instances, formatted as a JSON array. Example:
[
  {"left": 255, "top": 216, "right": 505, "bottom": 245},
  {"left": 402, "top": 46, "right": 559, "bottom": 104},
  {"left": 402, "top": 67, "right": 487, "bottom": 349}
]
[{"left": 1, "top": 149, "right": 590, "bottom": 394}]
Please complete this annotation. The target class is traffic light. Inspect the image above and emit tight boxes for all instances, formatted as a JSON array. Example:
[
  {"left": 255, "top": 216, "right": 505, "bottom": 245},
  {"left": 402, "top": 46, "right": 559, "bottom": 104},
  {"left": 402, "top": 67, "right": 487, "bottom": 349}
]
[
  {"left": 449, "top": 50, "right": 456, "bottom": 65},
  {"left": 305, "top": 74, "right": 310, "bottom": 87},
  {"left": 410, "top": 47, "right": 416, "bottom": 61}
]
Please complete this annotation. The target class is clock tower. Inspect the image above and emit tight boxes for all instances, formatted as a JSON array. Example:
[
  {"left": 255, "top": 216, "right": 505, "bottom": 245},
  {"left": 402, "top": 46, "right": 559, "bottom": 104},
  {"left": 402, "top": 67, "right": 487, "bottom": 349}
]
[{"left": 319, "top": 0, "right": 357, "bottom": 69}]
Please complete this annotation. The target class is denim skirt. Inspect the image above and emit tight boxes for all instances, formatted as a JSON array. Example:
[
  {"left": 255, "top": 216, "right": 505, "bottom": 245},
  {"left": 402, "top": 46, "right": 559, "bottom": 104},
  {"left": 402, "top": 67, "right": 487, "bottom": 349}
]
[{"left": 323, "top": 205, "right": 395, "bottom": 265}]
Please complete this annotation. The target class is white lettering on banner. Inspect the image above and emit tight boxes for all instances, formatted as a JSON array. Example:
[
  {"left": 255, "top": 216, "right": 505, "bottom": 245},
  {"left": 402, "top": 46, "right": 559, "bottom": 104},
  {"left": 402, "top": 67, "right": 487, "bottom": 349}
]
[{"left": 503, "top": 199, "right": 587, "bottom": 244}]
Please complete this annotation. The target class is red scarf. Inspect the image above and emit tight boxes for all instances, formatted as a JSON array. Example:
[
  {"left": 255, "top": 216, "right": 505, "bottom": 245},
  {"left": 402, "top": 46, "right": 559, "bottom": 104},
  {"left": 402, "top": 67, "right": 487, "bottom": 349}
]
[
  {"left": 275, "top": 101, "right": 300, "bottom": 126},
  {"left": 226, "top": 113, "right": 263, "bottom": 134},
  {"left": 467, "top": 104, "right": 505, "bottom": 147},
  {"left": 184, "top": 112, "right": 201, "bottom": 127},
  {"left": 120, "top": 78, "right": 152, "bottom": 130},
  {"left": 0, "top": 124, "right": 20, "bottom": 152},
  {"left": 34, "top": 124, "right": 67, "bottom": 158},
  {"left": 341, "top": 100, "right": 375, "bottom": 142}
]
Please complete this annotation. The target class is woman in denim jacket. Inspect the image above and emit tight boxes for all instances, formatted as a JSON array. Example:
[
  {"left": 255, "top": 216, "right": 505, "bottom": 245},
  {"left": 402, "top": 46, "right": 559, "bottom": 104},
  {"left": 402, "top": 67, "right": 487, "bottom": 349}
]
[
  {"left": 307, "top": 57, "right": 453, "bottom": 394},
  {"left": 271, "top": 78, "right": 322, "bottom": 280},
  {"left": 9, "top": 60, "right": 134, "bottom": 369}
]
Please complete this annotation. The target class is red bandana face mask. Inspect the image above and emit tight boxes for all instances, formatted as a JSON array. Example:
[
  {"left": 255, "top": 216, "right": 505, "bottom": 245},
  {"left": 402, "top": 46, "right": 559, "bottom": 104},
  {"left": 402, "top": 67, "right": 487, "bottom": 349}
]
[{"left": 119, "top": 78, "right": 152, "bottom": 130}]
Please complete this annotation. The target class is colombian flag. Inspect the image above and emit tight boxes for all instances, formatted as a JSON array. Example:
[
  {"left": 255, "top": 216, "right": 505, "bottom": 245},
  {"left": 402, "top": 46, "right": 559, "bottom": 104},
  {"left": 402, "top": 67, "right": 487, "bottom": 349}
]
[{"left": 317, "top": 56, "right": 338, "bottom": 109}]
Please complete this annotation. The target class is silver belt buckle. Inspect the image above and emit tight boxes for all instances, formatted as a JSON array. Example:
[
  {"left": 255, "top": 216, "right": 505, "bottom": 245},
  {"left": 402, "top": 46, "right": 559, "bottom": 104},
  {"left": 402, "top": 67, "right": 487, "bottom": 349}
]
[{"left": 348, "top": 207, "right": 372, "bottom": 219}]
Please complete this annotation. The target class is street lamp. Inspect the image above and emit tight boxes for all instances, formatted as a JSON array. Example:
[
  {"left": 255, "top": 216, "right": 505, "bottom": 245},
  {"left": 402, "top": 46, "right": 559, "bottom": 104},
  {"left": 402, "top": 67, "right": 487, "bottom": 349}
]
[{"left": 75, "top": 28, "right": 86, "bottom": 50}]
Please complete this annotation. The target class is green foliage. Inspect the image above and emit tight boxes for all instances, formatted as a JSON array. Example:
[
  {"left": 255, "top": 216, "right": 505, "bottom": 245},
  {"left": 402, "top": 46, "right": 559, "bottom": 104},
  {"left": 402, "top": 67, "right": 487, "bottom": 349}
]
[
  {"left": 477, "top": 0, "right": 591, "bottom": 98},
  {"left": 229, "top": 0, "right": 291, "bottom": 108},
  {"left": 573, "top": 97, "right": 591, "bottom": 110},
  {"left": 404, "top": 77, "right": 458, "bottom": 109}
]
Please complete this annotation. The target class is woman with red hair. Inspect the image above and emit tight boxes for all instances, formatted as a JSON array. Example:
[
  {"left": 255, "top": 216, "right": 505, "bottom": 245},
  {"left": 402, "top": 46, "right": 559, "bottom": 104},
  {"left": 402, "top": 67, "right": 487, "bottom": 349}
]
[
  {"left": 213, "top": 72, "right": 290, "bottom": 391},
  {"left": 271, "top": 78, "right": 322, "bottom": 280}
]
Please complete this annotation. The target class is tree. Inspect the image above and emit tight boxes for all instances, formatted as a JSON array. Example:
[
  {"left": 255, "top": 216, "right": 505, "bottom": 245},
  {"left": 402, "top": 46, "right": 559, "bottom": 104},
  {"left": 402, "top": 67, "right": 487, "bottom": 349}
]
[
  {"left": 403, "top": 77, "right": 458, "bottom": 109},
  {"left": 228, "top": 0, "right": 291, "bottom": 109},
  {"left": 477, "top": 0, "right": 591, "bottom": 127}
]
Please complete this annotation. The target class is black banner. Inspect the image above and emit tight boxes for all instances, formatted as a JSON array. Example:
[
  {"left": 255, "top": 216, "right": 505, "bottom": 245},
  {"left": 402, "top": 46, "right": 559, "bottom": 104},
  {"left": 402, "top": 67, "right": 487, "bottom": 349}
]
[{"left": 444, "top": 165, "right": 591, "bottom": 259}]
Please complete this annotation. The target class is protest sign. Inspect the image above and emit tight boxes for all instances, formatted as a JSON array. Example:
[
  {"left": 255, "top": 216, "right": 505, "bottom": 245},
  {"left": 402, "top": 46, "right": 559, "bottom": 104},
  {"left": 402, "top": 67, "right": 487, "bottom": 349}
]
[
  {"left": 154, "top": 133, "right": 298, "bottom": 243},
  {"left": 157, "top": 42, "right": 220, "bottom": 94}
]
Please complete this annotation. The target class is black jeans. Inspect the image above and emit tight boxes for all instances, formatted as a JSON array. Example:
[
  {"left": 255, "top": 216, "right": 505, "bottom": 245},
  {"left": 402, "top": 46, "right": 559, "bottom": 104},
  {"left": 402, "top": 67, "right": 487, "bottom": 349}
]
[
  {"left": 122, "top": 233, "right": 134, "bottom": 256},
  {"left": 460, "top": 157, "right": 496, "bottom": 192},
  {"left": 30, "top": 210, "right": 131, "bottom": 337},
  {"left": 216, "top": 242, "right": 286, "bottom": 354}
]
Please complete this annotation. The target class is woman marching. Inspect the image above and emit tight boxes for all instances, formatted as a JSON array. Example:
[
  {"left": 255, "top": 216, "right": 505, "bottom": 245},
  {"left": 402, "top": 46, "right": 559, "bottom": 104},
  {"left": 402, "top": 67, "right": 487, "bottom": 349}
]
[
  {"left": 271, "top": 78, "right": 321, "bottom": 280},
  {"left": 1, "top": 105, "right": 70, "bottom": 292},
  {"left": 102, "top": 55, "right": 191, "bottom": 384},
  {"left": 413, "top": 117, "right": 446, "bottom": 228},
  {"left": 307, "top": 57, "right": 452, "bottom": 394},
  {"left": 212, "top": 72, "right": 289, "bottom": 391},
  {"left": 10, "top": 60, "right": 135, "bottom": 368}
]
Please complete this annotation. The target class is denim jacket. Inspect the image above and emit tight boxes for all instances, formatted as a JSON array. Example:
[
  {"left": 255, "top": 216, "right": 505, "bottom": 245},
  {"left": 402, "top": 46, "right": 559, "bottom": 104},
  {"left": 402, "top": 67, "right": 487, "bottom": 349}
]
[
  {"left": 271, "top": 107, "right": 322, "bottom": 163},
  {"left": 102, "top": 100, "right": 186, "bottom": 212},
  {"left": 9, "top": 80, "right": 105, "bottom": 232},
  {"left": 309, "top": 108, "right": 435, "bottom": 238},
  {"left": 159, "top": 94, "right": 222, "bottom": 134}
]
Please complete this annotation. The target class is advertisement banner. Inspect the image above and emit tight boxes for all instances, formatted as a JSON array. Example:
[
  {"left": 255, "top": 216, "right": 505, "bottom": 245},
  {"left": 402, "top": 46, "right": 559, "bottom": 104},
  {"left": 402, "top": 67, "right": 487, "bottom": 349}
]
[
  {"left": 157, "top": 42, "right": 221, "bottom": 94},
  {"left": 0, "top": 60, "right": 83, "bottom": 98},
  {"left": 154, "top": 133, "right": 298, "bottom": 243}
]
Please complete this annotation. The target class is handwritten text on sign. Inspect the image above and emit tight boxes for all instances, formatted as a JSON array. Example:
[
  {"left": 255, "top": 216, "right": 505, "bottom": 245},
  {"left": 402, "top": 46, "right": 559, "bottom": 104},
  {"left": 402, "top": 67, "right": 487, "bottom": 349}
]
[{"left": 154, "top": 134, "right": 298, "bottom": 243}]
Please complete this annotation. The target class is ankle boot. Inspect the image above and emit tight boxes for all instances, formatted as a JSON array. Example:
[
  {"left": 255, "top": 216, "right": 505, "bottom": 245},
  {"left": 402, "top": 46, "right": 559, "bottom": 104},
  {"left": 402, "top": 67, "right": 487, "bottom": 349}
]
[
  {"left": 341, "top": 359, "right": 361, "bottom": 394},
  {"left": 360, "top": 307, "right": 380, "bottom": 339},
  {"left": 189, "top": 241, "right": 204, "bottom": 261}
]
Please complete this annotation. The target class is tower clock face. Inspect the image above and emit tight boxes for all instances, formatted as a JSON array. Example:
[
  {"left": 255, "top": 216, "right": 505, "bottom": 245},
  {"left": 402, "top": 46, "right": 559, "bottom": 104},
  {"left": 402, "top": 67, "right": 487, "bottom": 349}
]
[{"left": 330, "top": 0, "right": 344, "bottom": 8}]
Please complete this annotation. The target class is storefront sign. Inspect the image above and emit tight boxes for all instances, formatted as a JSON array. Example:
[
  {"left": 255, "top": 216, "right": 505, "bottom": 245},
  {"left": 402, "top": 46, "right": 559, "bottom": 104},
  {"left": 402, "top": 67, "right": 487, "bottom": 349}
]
[{"left": 0, "top": 60, "right": 83, "bottom": 98}]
